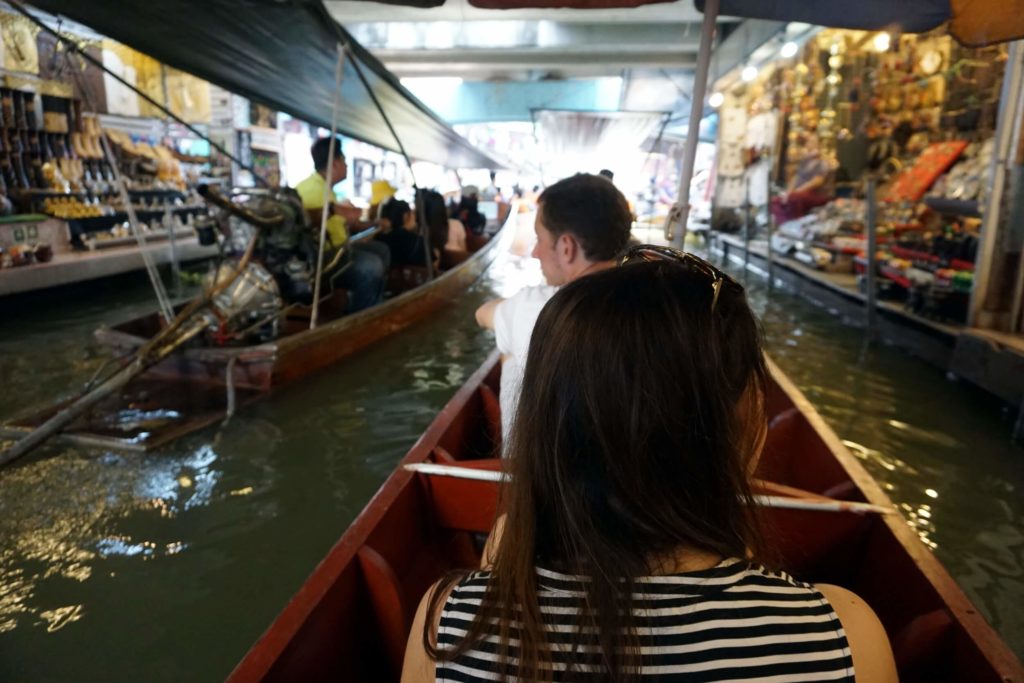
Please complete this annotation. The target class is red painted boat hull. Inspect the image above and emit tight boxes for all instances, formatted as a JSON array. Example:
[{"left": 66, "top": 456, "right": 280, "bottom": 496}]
[{"left": 226, "top": 353, "right": 1024, "bottom": 683}]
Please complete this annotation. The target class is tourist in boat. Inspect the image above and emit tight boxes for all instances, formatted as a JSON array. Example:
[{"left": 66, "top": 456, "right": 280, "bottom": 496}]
[
  {"left": 403, "top": 251, "right": 898, "bottom": 682},
  {"left": 455, "top": 186, "right": 488, "bottom": 236},
  {"left": 475, "top": 172, "right": 632, "bottom": 444},
  {"left": 377, "top": 198, "right": 430, "bottom": 268},
  {"left": 480, "top": 171, "right": 500, "bottom": 201},
  {"left": 418, "top": 188, "right": 469, "bottom": 269},
  {"left": 294, "top": 137, "right": 390, "bottom": 312},
  {"left": 376, "top": 190, "right": 460, "bottom": 270}
]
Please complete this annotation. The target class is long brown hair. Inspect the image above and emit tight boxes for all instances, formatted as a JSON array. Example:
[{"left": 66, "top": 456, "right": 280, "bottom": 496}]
[{"left": 428, "top": 260, "right": 769, "bottom": 681}]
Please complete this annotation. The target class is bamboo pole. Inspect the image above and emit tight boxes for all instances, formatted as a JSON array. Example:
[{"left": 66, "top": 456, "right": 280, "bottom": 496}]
[
  {"left": 311, "top": 45, "right": 346, "bottom": 331},
  {"left": 664, "top": 0, "right": 719, "bottom": 246},
  {"left": 865, "top": 177, "right": 878, "bottom": 340},
  {"left": 0, "top": 318, "right": 208, "bottom": 468},
  {"left": 0, "top": 235, "right": 258, "bottom": 466}
]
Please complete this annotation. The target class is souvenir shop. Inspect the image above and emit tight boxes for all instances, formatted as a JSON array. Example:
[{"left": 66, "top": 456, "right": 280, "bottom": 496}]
[
  {"left": 0, "top": 8, "right": 384, "bottom": 291},
  {"left": 711, "top": 27, "right": 1007, "bottom": 324}
]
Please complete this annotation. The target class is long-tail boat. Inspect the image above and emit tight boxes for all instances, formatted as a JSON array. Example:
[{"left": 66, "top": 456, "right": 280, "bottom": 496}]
[
  {"left": 225, "top": 351, "right": 1024, "bottom": 683},
  {"left": 0, "top": 208, "right": 516, "bottom": 454}
]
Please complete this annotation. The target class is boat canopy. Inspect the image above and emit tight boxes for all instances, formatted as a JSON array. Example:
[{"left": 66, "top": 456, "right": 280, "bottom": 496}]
[
  {"left": 696, "top": 0, "right": 1023, "bottom": 47},
  {"left": 406, "top": 0, "right": 1024, "bottom": 46},
  {"left": 27, "top": 0, "right": 502, "bottom": 169}
]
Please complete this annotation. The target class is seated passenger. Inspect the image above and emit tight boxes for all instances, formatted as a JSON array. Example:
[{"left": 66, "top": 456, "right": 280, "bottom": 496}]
[
  {"left": 418, "top": 189, "right": 467, "bottom": 268},
  {"left": 403, "top": 248, "right": 897, "bottom": 683},
  {"left": 771, "top": 133, "right": 834, "bottom": 224},
  {"left": 376, "top": 199, "right": 428, "bottom": 267},
  {"left": 455, "top": 186, "right": 487, "bottom": 236},
  {"left": 294, "top": 137, "right": 389, "bottom": 313}
]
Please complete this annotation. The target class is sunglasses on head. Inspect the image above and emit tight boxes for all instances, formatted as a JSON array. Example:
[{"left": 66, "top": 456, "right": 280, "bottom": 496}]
[{"left": 620, "top": 244, "right": 742, "bottom": 312}]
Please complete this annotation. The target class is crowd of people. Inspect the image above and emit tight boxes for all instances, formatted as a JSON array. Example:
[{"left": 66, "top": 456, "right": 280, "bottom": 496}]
[
  {"left": 292, "top": 136, "right": 492, "bottom": 313},
  {"left": 400, "top": 172, "right": 895, "bottom": 682}
]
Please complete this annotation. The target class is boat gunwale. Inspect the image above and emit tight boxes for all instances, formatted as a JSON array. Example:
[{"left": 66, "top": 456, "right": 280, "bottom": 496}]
[
  {"left": 224, "top": 350, "right": 501, "bottom": 682},
  {"left": 767, "top": 358, "right": 1024, "bottom": 679}
]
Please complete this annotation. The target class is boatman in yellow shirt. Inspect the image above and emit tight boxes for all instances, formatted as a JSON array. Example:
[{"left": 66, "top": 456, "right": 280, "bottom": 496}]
[{"left": 295, "top": 137, "right": 390, "bottom": 312}]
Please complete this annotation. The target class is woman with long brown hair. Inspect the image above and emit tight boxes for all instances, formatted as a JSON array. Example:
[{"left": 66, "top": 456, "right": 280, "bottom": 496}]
[{"left": 403, "top": 247, "right": 896, "bottom": 682}]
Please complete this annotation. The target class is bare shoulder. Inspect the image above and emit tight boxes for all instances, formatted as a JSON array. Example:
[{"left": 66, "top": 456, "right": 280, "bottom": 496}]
[
  {"left": 475, "top": 298, "right": 504, "bottom": 329},
  {"left": 401, "top": 578, "right": 458, "bottom": 683},
  {"left": 816, "top": 583, "right": 898, "bottom": 683}
]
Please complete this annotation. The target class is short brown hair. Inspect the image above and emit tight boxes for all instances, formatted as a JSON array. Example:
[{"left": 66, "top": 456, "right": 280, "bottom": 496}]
[{"left": 538, "top": 173, "right": 631, "bottom": 261}]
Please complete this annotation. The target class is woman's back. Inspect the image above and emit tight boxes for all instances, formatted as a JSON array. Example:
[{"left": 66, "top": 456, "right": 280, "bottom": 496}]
[{"left": 436, "top": 558, "right": 854, "bottom": 682}]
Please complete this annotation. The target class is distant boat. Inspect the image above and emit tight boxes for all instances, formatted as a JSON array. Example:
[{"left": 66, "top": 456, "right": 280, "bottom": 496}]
[
  {"left": 225, "top": 352, "right": 1024, "bottom": 683},
  {"left": 1, "top": 207, "right": 515, "bottom": 453}
]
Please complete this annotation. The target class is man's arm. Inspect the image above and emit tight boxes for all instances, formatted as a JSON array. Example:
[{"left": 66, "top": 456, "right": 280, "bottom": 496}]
[{"left": 475, "top": 298, "right": 503, "bottom": 330}]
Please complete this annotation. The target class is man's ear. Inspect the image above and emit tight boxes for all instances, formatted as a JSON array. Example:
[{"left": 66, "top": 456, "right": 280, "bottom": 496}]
[{"left": 557, "top": 233, "right": 579, "bottom": 263}]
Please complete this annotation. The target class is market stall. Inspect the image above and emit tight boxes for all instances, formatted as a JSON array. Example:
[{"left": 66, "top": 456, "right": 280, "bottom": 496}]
[{"left": 711, "top": 27, "right": 1008, "bottom": 325}]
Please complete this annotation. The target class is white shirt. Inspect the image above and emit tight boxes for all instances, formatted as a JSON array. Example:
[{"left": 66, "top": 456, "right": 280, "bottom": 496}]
[
  {"left": 446, "top": 218, "right": 467, "bottom": 252},
  {"left": 494, "top": 284, "right": 558, "bottom": 447}
]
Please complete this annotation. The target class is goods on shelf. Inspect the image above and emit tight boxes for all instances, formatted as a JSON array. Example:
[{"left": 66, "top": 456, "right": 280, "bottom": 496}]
[{"left": 0, "top": 241, "right": 52, "bottom": 269}]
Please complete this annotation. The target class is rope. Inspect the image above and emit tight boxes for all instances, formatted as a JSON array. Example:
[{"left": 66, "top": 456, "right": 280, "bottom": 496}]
[
  {"left": 222, "top": 356, "right": 237, "bottom": 426},
  {"left": 310, "top": 43, "right": 346, "bottom": 330}
]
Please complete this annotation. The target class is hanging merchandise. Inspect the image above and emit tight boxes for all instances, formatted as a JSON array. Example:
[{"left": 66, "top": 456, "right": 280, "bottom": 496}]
[{"left": 710, "top": 26, "right": 1008, "bottom": 324}]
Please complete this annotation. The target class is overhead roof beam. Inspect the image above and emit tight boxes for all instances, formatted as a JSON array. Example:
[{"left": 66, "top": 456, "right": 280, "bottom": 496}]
[
  {"left": 378, "top": 46, "right": 697, "bottom": 68},
  {"left": 327, "top": 0, "right": 721, "bottom": 25},
  {"left": 348, "top": 21, "right": 703, "bottom": 51}
]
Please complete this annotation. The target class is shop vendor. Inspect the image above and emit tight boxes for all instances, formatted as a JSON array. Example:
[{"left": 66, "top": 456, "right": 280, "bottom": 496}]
[{"left": 771, "top": 134, "right": 834, "bottom": 224}]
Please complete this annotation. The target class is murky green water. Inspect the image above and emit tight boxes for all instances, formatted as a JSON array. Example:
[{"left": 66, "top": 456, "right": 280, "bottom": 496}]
[{"left": 0, "top": 237, "right": 1021, "bottom": 681}]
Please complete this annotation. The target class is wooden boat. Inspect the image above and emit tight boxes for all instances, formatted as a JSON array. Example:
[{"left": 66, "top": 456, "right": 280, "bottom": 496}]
[
  {"left": 225, "top": 351, "right": 1024, "bottom": 683},
  {"left": 0, "top": 209, "right": 516, "bottom": 453}
]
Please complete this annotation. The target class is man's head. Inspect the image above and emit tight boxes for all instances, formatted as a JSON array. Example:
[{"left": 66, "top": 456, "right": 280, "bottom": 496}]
[
  {"left": 311, "top": 137, "right": 347, "bottom": 185},
  {"left": 533, "top": 173, "right": 632, "bottom": 286}
]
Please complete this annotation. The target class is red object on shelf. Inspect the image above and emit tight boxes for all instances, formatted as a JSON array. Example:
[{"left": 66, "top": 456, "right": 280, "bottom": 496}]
[
  {"left": 883, "top": 141, "right": 969, "bottom": 203},
  {"left": 812, "top": 241, "right": 864, "bottom": 256},
  {"left": 880, "top": 266, "right": 912, "bottom": 288},
  {"left": 890, "top": 247, "right": 976, "bottom": 272},
  {"left": 892, "top": 246, "right": 938, "bottom": 264}
]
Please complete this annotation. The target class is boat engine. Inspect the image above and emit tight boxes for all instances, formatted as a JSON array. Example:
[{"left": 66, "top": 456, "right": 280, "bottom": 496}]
[
  {"left": 198, "top": 185, "right": 322, "bottom": 306},
  {"left": 203, "top": 262, "right": 283, "bottom": 345}
]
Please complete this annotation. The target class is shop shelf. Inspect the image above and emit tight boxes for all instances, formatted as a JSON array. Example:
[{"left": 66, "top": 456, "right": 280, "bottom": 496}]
[
  {"left": 89, "top": 228, "right": 197, "bottom": 250},
  {"left": 890, "top": 247, "right": 975, "bottom": 272},
  {"left": 65, "top": 206, "right": 206, "bottom": 233}
]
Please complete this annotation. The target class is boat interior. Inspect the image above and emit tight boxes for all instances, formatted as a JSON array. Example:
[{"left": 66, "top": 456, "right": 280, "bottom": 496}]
[{"left": 231, "top": 358, "right": 1006, "bottom": 683}]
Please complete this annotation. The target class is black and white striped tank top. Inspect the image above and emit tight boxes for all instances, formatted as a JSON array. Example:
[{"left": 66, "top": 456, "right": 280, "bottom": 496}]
[{"left": 436, "top": 558, "right": 854, "bottom": 682}]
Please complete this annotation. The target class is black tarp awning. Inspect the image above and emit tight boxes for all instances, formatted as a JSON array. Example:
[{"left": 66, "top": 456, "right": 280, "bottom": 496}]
[{"left": 27, "top": 0, "right": 501, "bottom": 169}]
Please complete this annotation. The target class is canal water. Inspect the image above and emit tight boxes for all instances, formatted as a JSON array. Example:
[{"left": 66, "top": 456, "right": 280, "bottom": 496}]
[{"left": 0, "top": 230, "right": 1021, "bottom": 681}]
